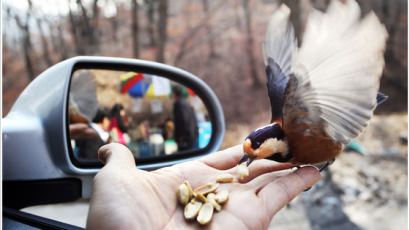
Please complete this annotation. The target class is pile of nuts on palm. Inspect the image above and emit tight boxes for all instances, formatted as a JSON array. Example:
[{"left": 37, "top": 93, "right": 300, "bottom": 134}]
[{"left": 176, "top": 163, "right": 249, "bottom": 225}]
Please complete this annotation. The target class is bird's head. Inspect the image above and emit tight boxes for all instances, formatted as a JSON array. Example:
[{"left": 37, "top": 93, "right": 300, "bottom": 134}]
[{"left": 239, "top": 123, "right": 291, "bottom": 166}]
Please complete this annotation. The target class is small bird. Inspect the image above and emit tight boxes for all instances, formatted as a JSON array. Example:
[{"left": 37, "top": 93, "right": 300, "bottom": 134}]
[{"left": 239, "top": 0, "right": 388, "bottom": 168}]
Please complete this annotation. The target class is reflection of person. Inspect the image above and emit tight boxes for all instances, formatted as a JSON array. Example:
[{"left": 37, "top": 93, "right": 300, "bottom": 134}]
[
  {"left": 108, "top": 104, "right": 129, "bottom": 145},
  {"left": 163, "top": 118, "right": 174, "bottom": 140},
  {"left": 172, "top": 85, "right": 198, "bottom": 151},
  {"left": 69, "top": 123, "right": 97, "bottom": 140},
  {"left": 75, "top": 107, "right": 111, "bottom": 160},
  {"left": 90, "top": 107, "right": 111, "bottom": 142},
  {"left": 87, "top": 143, "right": 321, "bottom": 229}
]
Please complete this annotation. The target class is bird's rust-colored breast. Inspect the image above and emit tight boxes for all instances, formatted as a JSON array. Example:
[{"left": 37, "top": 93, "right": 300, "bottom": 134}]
[{"left": 284, "top": 122, "right": 342, "bottom": 164}]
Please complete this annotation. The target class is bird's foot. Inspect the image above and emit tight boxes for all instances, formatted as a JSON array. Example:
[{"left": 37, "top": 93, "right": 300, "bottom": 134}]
[{"left": 303, "top": 158, "right": 336, "bottom": 192}]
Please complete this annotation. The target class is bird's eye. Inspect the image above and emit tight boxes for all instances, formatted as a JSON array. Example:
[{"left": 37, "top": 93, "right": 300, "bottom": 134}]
[{"left": 246, "top": 123, "right": 286, "bottom": 150}]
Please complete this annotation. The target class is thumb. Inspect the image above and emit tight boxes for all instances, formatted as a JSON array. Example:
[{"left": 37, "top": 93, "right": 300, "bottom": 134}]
[{"left": 98, "top": 143, "right": 136, "bottom": 169}]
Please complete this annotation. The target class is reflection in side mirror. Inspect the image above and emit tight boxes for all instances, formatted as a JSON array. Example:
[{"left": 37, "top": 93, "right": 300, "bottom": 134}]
[{"left": 68, "top": 69, "right": 212, "bottom": 163}]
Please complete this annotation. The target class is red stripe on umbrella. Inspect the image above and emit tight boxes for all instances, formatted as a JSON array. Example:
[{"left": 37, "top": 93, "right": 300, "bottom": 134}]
[
  {"left": 187, "top": 87, "right": 195, "bottom": 96},
  {"left": 121, "top": 73, "right": 144, "bottom": 93}
]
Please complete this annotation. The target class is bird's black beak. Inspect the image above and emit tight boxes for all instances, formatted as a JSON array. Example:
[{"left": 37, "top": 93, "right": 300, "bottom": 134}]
[{"left": 238, "top": 154, "right": 257, "bottom": 167}]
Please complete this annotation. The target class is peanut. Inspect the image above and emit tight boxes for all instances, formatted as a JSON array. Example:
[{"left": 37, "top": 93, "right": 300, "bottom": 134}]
[
  {"left": 194, "top": 192, "right": 208, "bottom": 203},
  {"left": 197, "top": 203, "right": 214, "bottom": 225},
  {"left": 207, "top": 193, "right": 222, "bottom": 211},
  {"left": 194, "top": 183, "right": 219, "bottom": 195},
  {"left": 216, "top": 174, "right": 234, "bottom": 183},
  {"left": 184, "top": 181, "right": 194, "bottom": 198},
  {"left": 177, "top": 183, "right": 190, "bottom": 205},
  {"left": 184, "top": 199, "right": 202, "bottom": 220},
  {"left": 237, "top": 163, "right": 249, "bottom": 180},
  {"left": 215, "top": 190, "right": 229, "bottom": 204}
]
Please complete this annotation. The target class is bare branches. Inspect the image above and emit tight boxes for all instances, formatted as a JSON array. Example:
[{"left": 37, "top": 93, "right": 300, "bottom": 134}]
[
  {"left": 14, "top": 0, "right": 35, "bottom": 81},
  {"left": 242, "top": 0, "right": 262, "bottom": 87},
  {"left": 131, "top": 0, "right": 140, "bottom": 58},
  {"left": 156, "top": 0, "right": 168, "bottom": 63},
  {"left": 174, "top": 1, "right": 226, "bottom": 66},
  {"left": 36, "top": 18, "right": 53, "bottom": 66}
]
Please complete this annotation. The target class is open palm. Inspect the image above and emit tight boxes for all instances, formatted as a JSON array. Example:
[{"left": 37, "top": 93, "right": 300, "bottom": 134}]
[{"left": 87, "top": 143, "right": 321, "bottom": 230}]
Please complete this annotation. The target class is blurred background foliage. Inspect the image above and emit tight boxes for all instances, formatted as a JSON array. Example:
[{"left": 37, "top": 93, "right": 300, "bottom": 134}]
[{"left": 2, "top": 0, "right": 407, "bottom": 122}]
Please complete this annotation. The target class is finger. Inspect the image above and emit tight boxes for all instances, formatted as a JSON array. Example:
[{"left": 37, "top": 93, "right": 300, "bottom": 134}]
[
  {"left": 258, "top": 166, "right": 321, "bottom": 217},
  {"left": 227, "top": 159, "right": 293, "bottom": 183},
  {"left": 246, "top": 167, "right": 293, "bottom": 189},
  {"left": 198, "top": 145, "right": 244, "bottom": 170},
  {"left": 98, "top": 143, "right": 136, "bottom": 169}
]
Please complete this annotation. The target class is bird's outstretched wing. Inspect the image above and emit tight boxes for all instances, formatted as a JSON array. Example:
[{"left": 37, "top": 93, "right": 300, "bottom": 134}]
[
  {"left": 283, "top": 0, "right": 388, "bottom": 145},
  {"left": 263, "top": 4, "right": 297, "bottom": 123}
]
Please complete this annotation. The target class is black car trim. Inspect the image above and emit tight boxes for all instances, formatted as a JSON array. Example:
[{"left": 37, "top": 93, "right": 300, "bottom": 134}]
[
  {"left": 3, "top": 207, "right": 84, "bottom": 230},
  {"left": 3, "top": 178, "right": 82, "bottom": 209}
]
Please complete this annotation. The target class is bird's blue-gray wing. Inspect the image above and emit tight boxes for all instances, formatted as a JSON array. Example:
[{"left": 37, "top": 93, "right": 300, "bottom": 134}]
[{"left": 263, "top": 4, "right": 297, "bottom": 122}]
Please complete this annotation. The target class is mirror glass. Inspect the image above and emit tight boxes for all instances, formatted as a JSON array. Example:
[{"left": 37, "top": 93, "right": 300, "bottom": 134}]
[{"left": 68, "top": 69, "right": 211, "bottom": 162}]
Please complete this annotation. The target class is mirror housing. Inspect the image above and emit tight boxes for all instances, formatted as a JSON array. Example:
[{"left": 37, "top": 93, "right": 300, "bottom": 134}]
[{"left": 2, "top": 56, "right": 225, "bottom": 198}]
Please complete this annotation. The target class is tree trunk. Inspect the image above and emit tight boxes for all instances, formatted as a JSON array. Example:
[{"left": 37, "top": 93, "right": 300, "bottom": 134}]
[
  {"left": 242, "top": 0, "right": 262, "bottom": 87},
  {"left": 131, "top": 0, "right": 140, "bottom": 58},
  {"left": 202, "top": 0, "right": 216, "bottom": 58},
  {"left": 145, "top": 0, "right": 157, "bottom": 47},
  {"left": 14, "top": 0, "right": 35, "bottom": 81},
  {"left": 92, "top": 0, "right": 100, "bottom": 50},
  {"left": 156, "top": 0, "right": 168, "bottom": 63},
  {"left": 77, "top": 0, "right": 95, "bottom": 53},
  {"left": 36, "top": 18, "right": 53, "bottom": 66},
  {"left": 68, "top": 0, "right": 85, "bottom": 55},
  {"left": 57, "top": 25, "right": 69, "bottom": 60}
]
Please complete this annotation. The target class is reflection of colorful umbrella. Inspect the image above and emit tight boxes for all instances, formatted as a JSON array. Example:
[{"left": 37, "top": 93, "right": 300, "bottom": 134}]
[
  {"left": 120, "top": 72, "right": 144, "bottom": 94},
  {"left": 120, "top": 72, "right": 171, "bottom": 98},
  {"left": 129, "top": 80, "right": 151, "bottom": 97},
  {"left": 178, "top": 86, "right": 196, "bottom": 98},
  {"left": 145, "top": 76, "right": 171, "bottom": 98},
  {"left": 186, "top": 87, "right": 195, "bottom": 96}
]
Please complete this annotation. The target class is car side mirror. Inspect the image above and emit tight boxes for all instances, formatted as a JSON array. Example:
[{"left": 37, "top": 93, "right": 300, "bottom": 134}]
[{"left": 2, "top": 57, "right": 225, "bottom": 205}]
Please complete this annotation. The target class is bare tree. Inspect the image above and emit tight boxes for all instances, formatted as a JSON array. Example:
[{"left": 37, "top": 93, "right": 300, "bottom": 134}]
[
  {"left": 56, "top": 24, "right": 69, "bottom": 60},
  {"left": 202, "top": 0, "right": 216, "bottom": 58},
  {"left": 92, "top": 0, "right": 100, "bottom": 48},
  {"left": 36, "top": 18, "right": 53, "bottom": 66},
  {"left": 174, "top": 1, "right": 225, "bottom": 66},
  {"left": 47, "top": 18, "right": 69, "bottom": 61},
  {"left": 76, "top": 0, "right": 95, "bottom": 52},
  {"left": 110, "top": 1, "right": 119, "bottom": 42},
  {"left": 131, "top": 0, "right": 140, "bottom": 58},
  {"left": 14, "top": 0, "right": 35, "bottom": 81},
  {"left": 68, "top": 0, "right": 85, "bottom": 55},
  {"left": 242, "top": 0, "right": 262, "bottom": 87},
  {"left": 144, "top": 0, "right": 157, "bottom": 46},
  {"left": 156, "top": 0, "right": 168, "bottom": 63}
]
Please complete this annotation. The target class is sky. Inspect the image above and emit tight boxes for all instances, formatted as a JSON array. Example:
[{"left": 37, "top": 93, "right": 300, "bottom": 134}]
[
  {"left": 2, "top": 0, "right": 122, "bottom": 45},
  {"left": 2, "top": 0, "right": 121, "bottom": 17}
]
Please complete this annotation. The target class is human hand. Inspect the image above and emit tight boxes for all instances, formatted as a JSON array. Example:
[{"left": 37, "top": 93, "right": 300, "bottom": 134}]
[
  {"left": 87, "top": 143, "right": 321, "bottom": 230},
  {"left": 69, "top": 123, "right": 97, "bottom": 140}
]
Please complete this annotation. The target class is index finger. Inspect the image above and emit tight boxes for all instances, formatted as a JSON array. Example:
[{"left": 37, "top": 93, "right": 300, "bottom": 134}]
[
  {"left": 198, "top": 145, "right": 244, "bottom": 170},
  {"left": 258, "top": 166, "right": 321, "bottom": 218}
]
